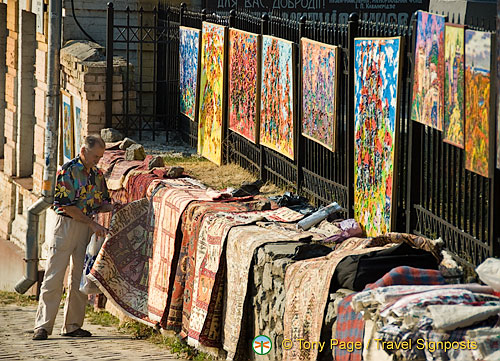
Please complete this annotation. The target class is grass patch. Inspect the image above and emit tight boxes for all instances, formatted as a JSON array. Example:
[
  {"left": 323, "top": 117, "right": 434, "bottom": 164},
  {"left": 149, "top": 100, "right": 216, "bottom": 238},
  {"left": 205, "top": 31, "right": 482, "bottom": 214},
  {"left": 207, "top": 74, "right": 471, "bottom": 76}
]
[
  {"left": 0, "top": 291, "right": 38, "bottom": 306},
  {"left": 163, "top": 155, "right": 287, "bottom": 197},
  {"left": 85, "top": 306, "right": 214, "bottom": 360}
]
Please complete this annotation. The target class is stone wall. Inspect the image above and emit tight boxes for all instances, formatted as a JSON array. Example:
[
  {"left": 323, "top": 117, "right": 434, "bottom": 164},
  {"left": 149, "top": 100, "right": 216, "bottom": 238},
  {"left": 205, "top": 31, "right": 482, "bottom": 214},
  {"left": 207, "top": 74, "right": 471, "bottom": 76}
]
[{"left": 248, "top": 242, "right": 309, "bottom": 361}]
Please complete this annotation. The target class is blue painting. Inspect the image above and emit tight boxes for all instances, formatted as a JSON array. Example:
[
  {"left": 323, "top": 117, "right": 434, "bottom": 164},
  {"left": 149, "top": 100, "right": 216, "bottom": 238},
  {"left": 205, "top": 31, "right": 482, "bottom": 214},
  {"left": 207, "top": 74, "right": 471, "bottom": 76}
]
[
  {"left": 354, "top": 37, "right": 402, "bottom": 237},
  {"left": 179, "top": 26, "right": 200, "bottom": 121}
]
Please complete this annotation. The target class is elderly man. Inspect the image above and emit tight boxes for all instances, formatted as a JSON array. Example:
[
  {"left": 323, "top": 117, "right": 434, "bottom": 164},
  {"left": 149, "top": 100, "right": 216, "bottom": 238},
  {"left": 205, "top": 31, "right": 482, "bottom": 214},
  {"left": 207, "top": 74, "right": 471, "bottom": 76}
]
[{"left": 33, "top": 134, "right": 113, "bottom": 340}]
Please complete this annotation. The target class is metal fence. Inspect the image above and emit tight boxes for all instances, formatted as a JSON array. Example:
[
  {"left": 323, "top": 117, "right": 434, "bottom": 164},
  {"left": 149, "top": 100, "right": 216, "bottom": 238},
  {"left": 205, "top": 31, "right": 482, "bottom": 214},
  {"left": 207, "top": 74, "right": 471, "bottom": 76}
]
[{"left": 105, "top": 4, "right": 500, "bottom": 266}]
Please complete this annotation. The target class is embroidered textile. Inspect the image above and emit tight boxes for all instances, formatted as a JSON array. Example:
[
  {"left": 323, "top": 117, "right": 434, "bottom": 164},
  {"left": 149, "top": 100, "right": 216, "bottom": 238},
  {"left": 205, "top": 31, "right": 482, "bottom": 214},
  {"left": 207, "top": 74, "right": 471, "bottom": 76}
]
[
  {"left": 223, "top": 224, "right": 316, "bottom": 360},
  {"left": 89, "top": 199, "right": 155, "bottom": 325},
  {"left": 164, "top": 199, "right": 267, "bottom": 331},
  {"left": 187, "top": 208, "right": 304, "bottom": 347},
  {"left": 148, "top": 179, "right": 225, "bottom": 323}
]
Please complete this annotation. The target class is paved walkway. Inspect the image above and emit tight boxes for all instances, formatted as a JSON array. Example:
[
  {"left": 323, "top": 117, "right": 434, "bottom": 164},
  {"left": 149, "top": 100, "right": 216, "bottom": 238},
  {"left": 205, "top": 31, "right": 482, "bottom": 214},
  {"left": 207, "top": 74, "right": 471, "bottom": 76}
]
[{"left": 0, "top": 303, "right": 187, "bottom": 360}]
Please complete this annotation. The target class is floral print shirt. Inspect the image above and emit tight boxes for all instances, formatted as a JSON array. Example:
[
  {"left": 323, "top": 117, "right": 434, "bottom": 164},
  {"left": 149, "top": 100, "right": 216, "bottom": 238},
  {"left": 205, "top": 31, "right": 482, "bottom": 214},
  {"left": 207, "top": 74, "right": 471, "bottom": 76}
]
[{"left": 53, "top": 157, "right": 111, "bottom": 217}]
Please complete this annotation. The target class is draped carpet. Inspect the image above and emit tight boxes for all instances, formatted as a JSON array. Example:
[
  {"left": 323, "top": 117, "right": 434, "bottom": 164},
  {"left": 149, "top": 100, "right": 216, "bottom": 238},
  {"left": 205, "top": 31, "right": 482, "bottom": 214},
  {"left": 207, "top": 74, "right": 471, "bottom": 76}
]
[
  {"left": 148, "top": 178, "right": 226, "bottom": 323},
  {"left": 186, "top": 208, "right": 304, "bottom": 348},
  {"left": 89, "top": 199, "right": 155, "bottom": 325}
]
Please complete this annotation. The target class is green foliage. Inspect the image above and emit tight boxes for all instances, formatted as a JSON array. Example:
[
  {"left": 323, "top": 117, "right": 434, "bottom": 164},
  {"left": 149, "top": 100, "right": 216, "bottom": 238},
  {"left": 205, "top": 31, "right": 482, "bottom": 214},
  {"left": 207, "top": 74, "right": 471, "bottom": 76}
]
[{"left": 0, "top": 291, "right": 38, "bottom": 306}]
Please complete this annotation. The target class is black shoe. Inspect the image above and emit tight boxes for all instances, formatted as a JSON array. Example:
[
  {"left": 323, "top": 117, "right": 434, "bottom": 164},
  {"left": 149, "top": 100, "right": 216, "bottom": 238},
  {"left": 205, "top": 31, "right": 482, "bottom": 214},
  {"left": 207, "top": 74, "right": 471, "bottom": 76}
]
[
  {"left": 62, "top": 328, "right": 92, "bottom": 337},
  {"left": 33, "top": 329, "right": 48, "bottom": 340}
]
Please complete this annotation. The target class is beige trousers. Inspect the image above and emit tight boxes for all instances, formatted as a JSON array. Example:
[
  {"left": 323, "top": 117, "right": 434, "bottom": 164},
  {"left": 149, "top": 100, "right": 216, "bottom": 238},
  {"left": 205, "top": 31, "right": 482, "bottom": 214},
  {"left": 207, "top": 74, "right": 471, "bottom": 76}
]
[{"left": 34, "top": 214, "right": 92, "bottom": 334}]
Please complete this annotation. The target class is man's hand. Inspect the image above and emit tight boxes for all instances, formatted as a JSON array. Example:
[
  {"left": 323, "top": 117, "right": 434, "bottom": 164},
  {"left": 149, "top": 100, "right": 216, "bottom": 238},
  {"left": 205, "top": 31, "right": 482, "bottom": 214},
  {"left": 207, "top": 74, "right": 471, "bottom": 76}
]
[
  {"left": 99, "top": 203, "right": 114, "bottom": 213},
  {"left": 62, "top": 205, "right": 108, "bottom": 237},
  {"left": 90, "top": 222, "right": 108, "bottom": 237}
]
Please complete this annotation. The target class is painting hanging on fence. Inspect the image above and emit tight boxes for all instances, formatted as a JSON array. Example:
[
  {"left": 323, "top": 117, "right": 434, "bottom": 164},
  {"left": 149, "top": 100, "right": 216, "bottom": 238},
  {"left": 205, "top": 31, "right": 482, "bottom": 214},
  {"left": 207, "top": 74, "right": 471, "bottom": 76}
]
[
  {"left": 260, "top": 35, "right": 295, "bottom": 160},
  {"left": 465, "top": 29, "right": 491, "bottom": 178},
  {"left": 180, "top": 26, "right": 201, "bottom": 121},
  {"left": 228, "top": 28, "right": 261, "bottom": 143},
  {"left": 301, "top": 38, "right": 340, "bottom": 151},
  {"left": 411, "top": 11, "right": 445, "bottom": 131},
  {"left": 61, "top": 90, "right": 74, "bottom": 164},
  {"left": 198, "top": 22, "right": 226, "bottom": 166},
  {"left": 443, "top": 24, "right": 465, "bottom": 148},
  {"left": 354, "top": 37, "right": 402, "bottom": 237},
  {"left": 72, "top": 95, "right": 82, "bottom": 153}
]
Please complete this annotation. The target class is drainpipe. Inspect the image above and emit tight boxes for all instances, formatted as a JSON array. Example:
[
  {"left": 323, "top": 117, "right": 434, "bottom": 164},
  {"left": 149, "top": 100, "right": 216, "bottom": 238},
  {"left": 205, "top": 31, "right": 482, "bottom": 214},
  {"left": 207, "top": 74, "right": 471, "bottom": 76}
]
[{"left": 15, "top": 0, "right": 62, "bottom": 294}]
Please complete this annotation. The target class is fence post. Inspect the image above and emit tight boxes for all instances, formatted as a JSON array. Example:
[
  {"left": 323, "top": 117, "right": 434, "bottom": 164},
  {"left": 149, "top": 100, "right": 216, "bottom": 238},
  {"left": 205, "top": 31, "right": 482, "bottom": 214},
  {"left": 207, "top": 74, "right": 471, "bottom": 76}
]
[
  {"left": 296, "top": 16, "right": 306, "bottom": 194},
  {"left": 259, "top": 13, "right": 269, "bottom": 183},
  {"left": 224, "top": 9, "right": 236, "bottom": 165},
  {"left": 489, "top": 31, "right": 500, "bottom": 258},
  {"left": 180, "top": 2, "right": 185, "bottom": 26},
  {"left": 406, "top": 13, "right": 422, "bottom": 234},
  {"left": 346, "top": 13, "right": 358, "bottom": 219},
  {"left": 105, "top": 2, "right": 114, "bottom": 128}
]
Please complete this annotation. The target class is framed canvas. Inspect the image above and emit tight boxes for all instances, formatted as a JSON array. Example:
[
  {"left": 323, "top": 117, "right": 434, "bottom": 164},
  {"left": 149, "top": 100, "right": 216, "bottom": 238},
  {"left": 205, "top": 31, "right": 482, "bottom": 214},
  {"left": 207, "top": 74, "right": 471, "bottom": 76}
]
[
  {"left": 411, "top": 10, "right": 445, "bottom": 131},
  {"left": 228, "top": 28, "right": 261, "bottom": 144},
  {"left": 72, "top": 95, "right": 82, "bottom": 154},
  {"left": 301, "top": 38, "right": 340, "bottom": 152},
  {"left": 354, "top": 36, "right": 403, "bottom": 237},
  {"left": 465, "top": 29, "right": 492, "bottom": 178},
  {"left": 60, "top": 90, "right": 74, "bottom": 164},
  {"left": 197, "top": 22, "right": 227, "bottom": 166},
  {"left": 179, "top": 26, "right": 201, "bottom": 121},
  {"left": 260, "top": 35, "right": 295, "bottom": 160},
  {"left": 443, "top": 24, "right": 465, "bottom": 148}
]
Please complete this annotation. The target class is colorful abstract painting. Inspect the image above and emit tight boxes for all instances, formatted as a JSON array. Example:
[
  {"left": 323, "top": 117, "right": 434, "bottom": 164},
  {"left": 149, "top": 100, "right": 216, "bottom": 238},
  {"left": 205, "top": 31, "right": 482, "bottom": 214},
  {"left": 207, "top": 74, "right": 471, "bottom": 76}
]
[
  {"left": 301, "top": 38, "right": 339, "bottom": 151},
  {"left": 180, "top": 26, "right": 200, "bottom": 121},
  {"left": 354, "top": 37, "right": 402, "bottom": 237},
  {"left": 260, "top": 35, "right": 295, "bottom": 160},
  {"left": 198, "top": 22, "right": 226, "bottom": 166},
  {"left": 228, "top": 29, "right": 260, "bottom": 143},
  {"left": 465, "top": 29, "right": 491, "bottom": 178},
  {"left": 411, "top": 11, "right": 445, "bottom": 131},
  {"left": 73, "top": 95, "right": 82, "bottom": 153},
  {"left": 61, "top": 90, "right": 74, "bottom": 163},
  {"left": 444, "top": 24, "right": 465, "bottom": 148}
]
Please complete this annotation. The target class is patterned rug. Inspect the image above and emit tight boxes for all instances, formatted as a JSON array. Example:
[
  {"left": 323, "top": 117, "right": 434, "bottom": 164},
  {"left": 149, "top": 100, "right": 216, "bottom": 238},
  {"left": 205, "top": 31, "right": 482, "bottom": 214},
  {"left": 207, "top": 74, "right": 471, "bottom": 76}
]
[
  {"left": 187, "top": 208, "right": 304, "bottom": 348},
  {"left": 148, "top": 178, "right": 226, "bottom": 323},
  {"left": 89, "top": 198, "right": 156, "bottom": 325},
  {"left": 163, "top": 198, "right": 269, "bottom": 332},
  {"left": 107, "top": 159, "right": 144, "bottom": 190},
  {"left": 282, "top": 237, "right": 395, "bottom": 361},
  {"left": 97, "top": 150, "right": 125, "bottom": 176},
  {"left": 222, "top": 223, "right": 318, "bottom": 360}
]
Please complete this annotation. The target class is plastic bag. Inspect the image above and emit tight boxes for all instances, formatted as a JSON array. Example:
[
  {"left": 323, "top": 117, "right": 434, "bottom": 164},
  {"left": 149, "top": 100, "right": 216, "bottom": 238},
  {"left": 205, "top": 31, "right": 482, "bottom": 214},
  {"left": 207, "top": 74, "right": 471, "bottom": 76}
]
[
  {"left": 79, "top": 233, "right": 105, "bottom": 295},
  {"left": 476, "top": 258, "right": 500, "bottom": 292}
]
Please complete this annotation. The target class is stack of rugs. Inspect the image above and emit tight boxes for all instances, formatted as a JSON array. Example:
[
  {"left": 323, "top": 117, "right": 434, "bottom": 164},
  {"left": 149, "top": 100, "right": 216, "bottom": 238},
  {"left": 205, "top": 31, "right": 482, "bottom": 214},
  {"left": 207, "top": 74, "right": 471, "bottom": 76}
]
[{"left": 85, "top": 142, "right": 500, "bottom": 361}]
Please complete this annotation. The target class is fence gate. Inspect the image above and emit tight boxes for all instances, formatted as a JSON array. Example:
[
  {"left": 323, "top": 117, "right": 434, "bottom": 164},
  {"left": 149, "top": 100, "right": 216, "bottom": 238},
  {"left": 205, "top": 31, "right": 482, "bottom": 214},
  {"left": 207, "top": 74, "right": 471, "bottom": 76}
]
[{"left": 105, "top": 3, "right": 180, "bottom": 140}]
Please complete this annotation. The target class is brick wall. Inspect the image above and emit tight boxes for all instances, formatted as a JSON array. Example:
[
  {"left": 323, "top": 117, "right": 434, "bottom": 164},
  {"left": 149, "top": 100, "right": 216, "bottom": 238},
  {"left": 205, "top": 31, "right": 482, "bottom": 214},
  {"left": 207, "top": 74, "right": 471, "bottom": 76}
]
[{"left": 0, "top": 4, "right": 6, "bottom": 159}]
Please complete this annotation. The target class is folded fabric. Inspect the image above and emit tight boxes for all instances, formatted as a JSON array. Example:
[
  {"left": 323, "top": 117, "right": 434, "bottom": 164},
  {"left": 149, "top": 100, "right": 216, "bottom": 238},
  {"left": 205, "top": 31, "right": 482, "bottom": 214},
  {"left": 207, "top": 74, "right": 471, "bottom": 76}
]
[
  {"left": 476, "top": 258, "right": 500, "bottom": 292},
  {"left": 97, "top": 150, "right": 125, "bottom": 176},
  {"left": 466, "top": 326, "right": 500, "bottom": 361},
  {"left": 106, "top": 159, "right": 143, "bottom": 190},
  {"left": 324, "top": 218, "right": 363, "bottom": 244},
  {"left": 283, "top": 236, "right": 397, "bottom": 361},
  {"left": 428, "top": 304, "right": 500, "bottom": 331},
  {"left": 334, "top": 266, "right": 445, "bottom": 361}
]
